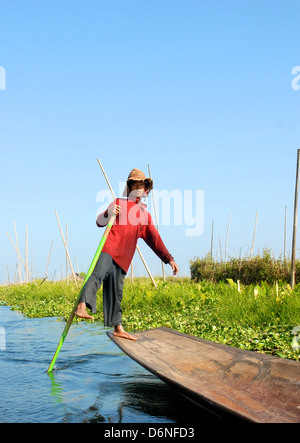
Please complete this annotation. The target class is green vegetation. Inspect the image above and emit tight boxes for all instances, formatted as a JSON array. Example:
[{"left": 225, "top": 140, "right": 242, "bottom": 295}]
[
  {"left": 190, "top": 249, "right": 299, "bottom": 285},
  {"left": 0, "top": 275, "right": 299, "bottom": 361}
]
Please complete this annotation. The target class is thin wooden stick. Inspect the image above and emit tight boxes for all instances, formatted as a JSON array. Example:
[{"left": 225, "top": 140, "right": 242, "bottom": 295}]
[
  {"left": 47, "top": 214, "right": 116, "bottom": 372},
  {"left": 25, "top": 225, "right": 29, "bottom": 283},
  {"left": 211, "top": 221, "right": 214, "bottom": 258},
  {"left": 284, "top": 205, "right": 287, "bottom": 262},
  {"left": 219, "top": 238, "right": 223, "bottom": 263},
  {"left": 6, "top": 266, "right": 10, "bottom": 286},
  {"left": 97, "top": 158, "right": 158, "bottom": 289},
  {"left": 32, "top": 253, "right": 36, "bottom": 279},
  {"left": 74, "top": 256, "right": 80, "bottom": 275},
  {"left": 66, "top": 223, "right": 69, "bottom": 285},
  {"left": 45, "top": 240, "right": 53, "bottom": 277},
  {"left": 6, "top": 232, "right": 37, "bottom": 285},
  {"left": 148, "top": 164, "right": 165, "bottom": 281},
  {"left": 55, "top": 211, "right": 78, "bottom": 286},
  {"left": 131, "top": 262, "right": 134, "bottom": 282},
  {"left": 14, "top": 223, "right": 22, "bottom": 284},
  {"left": 250, "top": 211, "right": 258, "bottom": 260},
  {"left": 225, "top": 211, "right": 232, "bottom": 264},
  {"left": 97, "top": 157, "right": 116, "bottom": 198},
  {"left": 291, "top": 149, "right": 300, "bottom": 288}
]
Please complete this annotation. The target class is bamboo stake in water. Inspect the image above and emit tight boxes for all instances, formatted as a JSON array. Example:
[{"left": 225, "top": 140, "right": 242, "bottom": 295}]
[
  {"left": 25, "top": 225, "right": 29, "bottom": 283},
  {"left": 55, "top": 211, "right": 77, "bottom": 287},
  {"left": 6, "top": 232, "right": 38, "bottom": 285},
  {"left": 148, "top": 164, "right": 165, "bottom": 281},
  {"left": 45, "top": 240, "right": 53, "bottom": 277},
  {"left": 284, "top": 205, "right": 287, "bottom": 262},
  {"left": 291, "top": 149, "right": 300, "bottom": 288},
  {"left": 6, "top": 266, "right": 10, "bottom": 286},
  {"left": 66, "top": 223, "right": 69, "bottom": 285},
  {"left": 219, "top": 238, "right": 223, "bottom": 263},
  {"left": 250, "top": 211, "right": 258, "bottom": 260},
  {"left": 14, "top": 223, "right": 22, "bottom": 284},
  {"left": 211, "top": 221, "right": 214, "bottom": 258},
  {"left": 97, "top": 158, "right": 158, "bottom": 289},
  {"left": 47, "top": 214, "right": 116, "bottom": 373},
  {"left": 224, "top": 211, "right": 232, "bottom": 264},
  {"left": 74, "top": 256, "right": 80, "bottom": 275}
]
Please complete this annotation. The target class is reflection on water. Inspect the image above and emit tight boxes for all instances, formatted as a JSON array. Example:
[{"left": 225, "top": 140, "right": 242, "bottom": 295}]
[{"left": 0, "top": 306, "right": 223, "bottom": 424}]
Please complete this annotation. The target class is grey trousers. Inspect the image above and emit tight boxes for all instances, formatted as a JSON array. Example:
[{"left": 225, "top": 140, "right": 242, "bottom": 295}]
[{"left": 79, "top": 252, "right": 126, "bottom": 327}]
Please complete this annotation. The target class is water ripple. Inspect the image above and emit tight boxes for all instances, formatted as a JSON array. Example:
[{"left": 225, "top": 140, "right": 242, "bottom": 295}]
[{"left": 0, "top": 305, "right": 217, "bottom": 424}]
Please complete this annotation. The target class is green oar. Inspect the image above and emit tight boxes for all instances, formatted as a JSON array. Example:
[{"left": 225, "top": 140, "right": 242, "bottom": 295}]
[{"left": 47, "top": 214, "right": 116, "bottom": 373}]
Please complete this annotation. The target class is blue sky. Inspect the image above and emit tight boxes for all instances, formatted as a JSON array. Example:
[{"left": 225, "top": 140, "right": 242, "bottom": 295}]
[{"left": 0, "top": 0, "right": 299, "bottom": 283}]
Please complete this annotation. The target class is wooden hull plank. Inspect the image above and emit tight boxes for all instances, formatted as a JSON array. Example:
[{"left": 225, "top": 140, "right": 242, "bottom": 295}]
[{"left": 107, "top": 327, "right": 300, "bottom": 423}]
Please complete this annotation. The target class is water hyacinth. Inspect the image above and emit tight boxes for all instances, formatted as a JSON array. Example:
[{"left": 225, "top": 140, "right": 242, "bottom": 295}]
[
  {"left": 291, "top": 326, "right": 300, "bottom": 352},
  {"left": 0, "top": 277, "right": 299, "bottom": 361}
]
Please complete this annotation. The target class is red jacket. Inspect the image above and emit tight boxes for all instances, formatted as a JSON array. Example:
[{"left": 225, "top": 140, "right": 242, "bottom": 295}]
[{"left": 96, "top": 198, "right": 174, "bottom": 273}]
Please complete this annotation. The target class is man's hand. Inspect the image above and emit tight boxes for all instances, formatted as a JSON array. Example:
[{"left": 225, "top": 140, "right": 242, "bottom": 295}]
[
  {"left": 169, "top": 260, "right": 179, "bottom": 276},
  {"left": 108, "top": 204, "right": 121, "bottom": 218}
]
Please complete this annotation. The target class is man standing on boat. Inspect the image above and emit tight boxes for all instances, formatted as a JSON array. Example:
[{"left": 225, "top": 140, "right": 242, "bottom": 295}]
[{"left": 75, "top": 168, "right": 179, "bottom": 340}]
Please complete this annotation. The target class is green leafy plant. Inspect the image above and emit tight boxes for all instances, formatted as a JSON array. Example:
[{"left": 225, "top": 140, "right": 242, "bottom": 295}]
[{"left": 0, "top": 276, "right": 299, "bottom": 361}]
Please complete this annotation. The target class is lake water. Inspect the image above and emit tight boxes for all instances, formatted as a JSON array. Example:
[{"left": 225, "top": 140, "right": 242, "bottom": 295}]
[{"left": 0, "top": 305, "right": 225, "bottom": 425}]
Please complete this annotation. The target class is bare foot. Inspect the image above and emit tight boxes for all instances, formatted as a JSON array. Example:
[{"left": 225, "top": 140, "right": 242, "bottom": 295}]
[
  {"left": 75, "top": 302, "right": 94, "bottom": 320},
  {"left": 113, "top": 325, "right": 137, "bottom": 341}
]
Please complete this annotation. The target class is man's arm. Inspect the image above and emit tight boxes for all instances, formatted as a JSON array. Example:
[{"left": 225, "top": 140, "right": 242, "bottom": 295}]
[
  {"left": 96, "top": 200, "right": 121, "bottom": 227},
  {"left": 142, "top": 216, "right": 178, "bottom": 275}
]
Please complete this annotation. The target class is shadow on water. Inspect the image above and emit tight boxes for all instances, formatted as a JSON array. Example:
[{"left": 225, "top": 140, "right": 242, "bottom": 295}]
[{"left": 49, "top": 365, "right": 227, "bottom": 424}]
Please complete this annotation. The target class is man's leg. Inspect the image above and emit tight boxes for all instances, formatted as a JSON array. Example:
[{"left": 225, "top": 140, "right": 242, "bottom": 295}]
[
  {"left": 113, "top": 324, "right": 137, "bottom": 341},
  {"left": 75, "top": 302, "right": 94, "bottom": 320},
  {"left": 103, "top": 261, "right": 137, "bottom": 341},
  {"left": 75, "top": 253, "right": 111, "bottom": 319}
]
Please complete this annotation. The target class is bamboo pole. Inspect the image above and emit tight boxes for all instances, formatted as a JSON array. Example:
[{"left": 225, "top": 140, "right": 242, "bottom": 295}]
[
  {"left": 32, "top": 253, "right": 36, "bottom": 279},
  {"left": 224, "top": 211, "right": 232, "bottom": 264},
  {"left": 97, "top": 157, "right": 115, "bottom": 197},
  {"left": 210, "top": 221, "right": 214, "bottom": 258},
  {"left": 291, "top": 149, "right": 300, "bottom": 288},
  {"left": 66, "top": 223, "right": 69, "bottom": 285},
  {"left": 219, "top": 238, "right": 223, "bottom": 263},
  {"left": 284, "top": 206, "right": 287, "bottom": 262},
  {"left": 45, "top": 240, "right": 53, "bottom": 277},
  {"left": 55, "top": 211, "right": 78, "bottom": 286},
  {"left": 25, "top": 225, "right": 29, "bottom": 283},
  {"left": 74, "top": 256, "right": 80, "bottom": 275},
  {"left": 14, "top": 223, "right": 22, "bottom": 284},
  {"left": 6, "top": 266, "right": 10, "bottom": 286},
  {"left": 97, "top": 158, "right": 158, "bottom": 289},
  {"left": 148, "top": 164, "right": 166, "bottom": 281},
  {"left": 250, "top": 211, "right": 258, "bottom": 260},
  {"left": 6, "top": 232, "right": 38, "bottom": 285},
  {"left": 47, "top": 214, "right": 116, "bottom": 372}
]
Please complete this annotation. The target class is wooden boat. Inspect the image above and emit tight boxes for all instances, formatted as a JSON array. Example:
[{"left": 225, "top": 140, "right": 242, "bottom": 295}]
[{"left": 107, "top": 327, "right": 300, "bottom": 423}]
